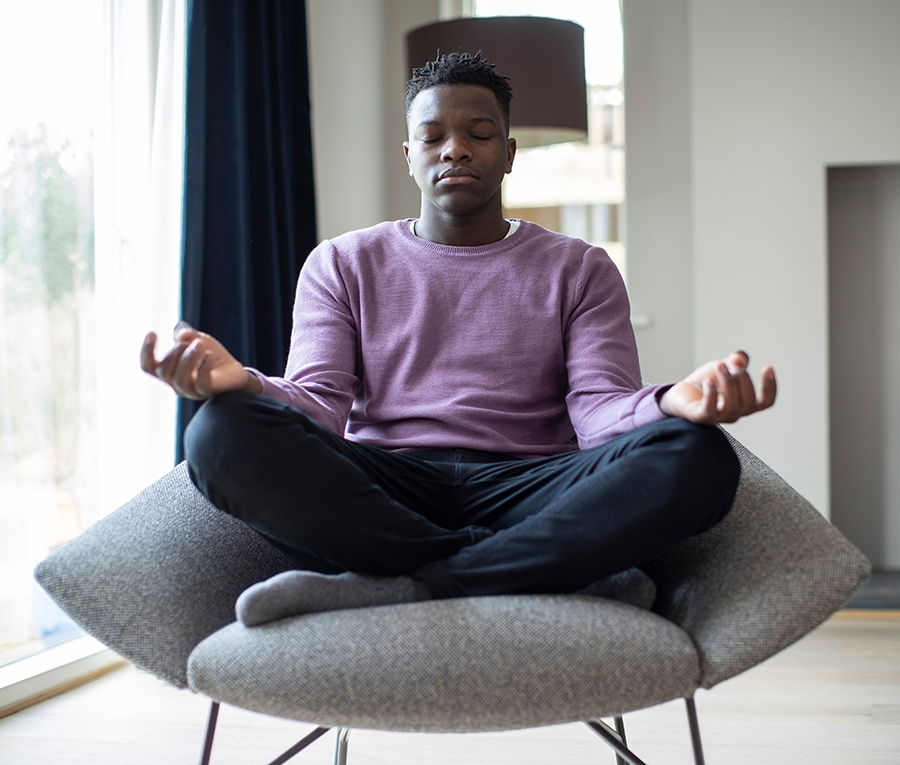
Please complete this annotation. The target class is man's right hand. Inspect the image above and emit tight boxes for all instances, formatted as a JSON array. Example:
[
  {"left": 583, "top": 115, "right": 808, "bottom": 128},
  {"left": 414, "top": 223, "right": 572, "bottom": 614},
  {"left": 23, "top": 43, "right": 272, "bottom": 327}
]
[{"left": 140, "top": 322, "right": 262, "bottom": 400}]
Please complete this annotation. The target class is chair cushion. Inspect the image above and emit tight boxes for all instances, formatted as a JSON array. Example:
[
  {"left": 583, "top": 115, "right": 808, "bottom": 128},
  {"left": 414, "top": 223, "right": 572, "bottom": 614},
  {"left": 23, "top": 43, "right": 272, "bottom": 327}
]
[{"left": 187, "top": 595, "right": 700, "bottom": 732}]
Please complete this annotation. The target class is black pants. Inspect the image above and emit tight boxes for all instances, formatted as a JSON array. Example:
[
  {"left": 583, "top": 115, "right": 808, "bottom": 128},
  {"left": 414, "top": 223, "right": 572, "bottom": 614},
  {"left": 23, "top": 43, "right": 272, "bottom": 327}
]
[{"left": 185, "top": 392, "right": 740, "bottom": 599}]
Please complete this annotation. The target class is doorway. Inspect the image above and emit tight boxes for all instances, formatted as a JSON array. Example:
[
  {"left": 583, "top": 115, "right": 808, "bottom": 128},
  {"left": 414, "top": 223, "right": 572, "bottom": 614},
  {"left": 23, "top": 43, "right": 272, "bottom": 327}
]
[{"left": 828, "top": 164, "right": 900, "bottom": 577}]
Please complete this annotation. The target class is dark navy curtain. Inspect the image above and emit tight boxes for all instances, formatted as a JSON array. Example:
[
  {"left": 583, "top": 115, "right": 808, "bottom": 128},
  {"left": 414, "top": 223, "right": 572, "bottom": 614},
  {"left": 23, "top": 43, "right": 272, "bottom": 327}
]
[{"left": 178, "top": 0, "right": 317, "bottom": 460}]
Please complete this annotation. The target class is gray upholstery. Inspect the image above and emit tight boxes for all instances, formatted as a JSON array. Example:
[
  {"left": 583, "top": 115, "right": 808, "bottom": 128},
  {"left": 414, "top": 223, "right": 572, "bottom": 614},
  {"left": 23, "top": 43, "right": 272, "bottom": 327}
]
[
  {"left": 34, "top": 463, "right": 297, "bottom": 687},
  {"left": 188, "top": 597, "right": 698, "bottom": 732},
  {"left": 35, "top": 436, "right": 870, "bottom": 732},
  {"left": 643, "top": 433, "right": 871, "bottom": 688}
]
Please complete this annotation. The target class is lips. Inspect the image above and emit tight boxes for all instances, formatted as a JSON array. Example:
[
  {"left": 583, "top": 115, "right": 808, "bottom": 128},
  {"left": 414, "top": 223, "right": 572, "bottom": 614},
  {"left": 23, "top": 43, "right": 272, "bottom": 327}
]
[{"left": 439, "top": 167, "right": 477, "bottom": 180}]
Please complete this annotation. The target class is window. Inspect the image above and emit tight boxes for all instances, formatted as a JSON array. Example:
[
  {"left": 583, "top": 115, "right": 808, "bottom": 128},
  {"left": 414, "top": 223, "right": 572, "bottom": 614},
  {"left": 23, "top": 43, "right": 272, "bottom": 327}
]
[
  {"left": 474, "top": 0, "right": 627, "bottom": 279},
  {"left": 0, "top": 0, "right": 104, "bottom": 671},
  {"left": 0, "top": 0, "right": 184, "bottom": 704}
]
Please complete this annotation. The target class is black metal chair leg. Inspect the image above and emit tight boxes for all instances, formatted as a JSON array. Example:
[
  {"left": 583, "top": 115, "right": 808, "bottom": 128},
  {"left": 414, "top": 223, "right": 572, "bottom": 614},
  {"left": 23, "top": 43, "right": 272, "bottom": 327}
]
[
  {"left": 685, "top": 697, "right": 706, "bottom": 765},
  {"left": 197, "top": 699, "right": 330, "bottom": 765},
  {"left": 590, "top": 701, "right": 705, "bottom": 765},
  {"left": 585, "top": 720, "right": 650, "bottom": 765},
  {"left": 264, "top": 726, "right": 332, "bottom": 765},
  {"left": 199, "top": 701, "right": 220, "bottom": 765},
  {"left": 195, "top": 702, "right": 699, "bottom": 765}
]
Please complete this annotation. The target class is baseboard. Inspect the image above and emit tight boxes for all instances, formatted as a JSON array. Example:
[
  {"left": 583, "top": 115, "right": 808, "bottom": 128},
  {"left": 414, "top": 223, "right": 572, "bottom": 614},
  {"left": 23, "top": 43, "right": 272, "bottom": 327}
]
[
  {"left": 833, "top": 609, "right": 900, "bottom": 621},
  {"left": 0, "top": 637, "right": 126, "bottom": 719}
]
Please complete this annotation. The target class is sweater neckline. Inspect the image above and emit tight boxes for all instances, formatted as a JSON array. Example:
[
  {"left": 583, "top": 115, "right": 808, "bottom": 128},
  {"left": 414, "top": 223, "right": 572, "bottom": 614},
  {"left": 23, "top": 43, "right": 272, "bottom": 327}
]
[
  {"left": 398, "top": 218, "right": 524, "bottom": 255},
  {"left": 408, "top": 218, "right": 520, "bottom": 241}
]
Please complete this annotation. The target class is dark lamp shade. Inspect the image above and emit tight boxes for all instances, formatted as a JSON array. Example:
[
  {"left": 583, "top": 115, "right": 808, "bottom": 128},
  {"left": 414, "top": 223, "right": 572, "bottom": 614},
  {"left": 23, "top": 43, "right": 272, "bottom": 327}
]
[{"left": 406, "top": 16, "right": 588, "bottom": 148}]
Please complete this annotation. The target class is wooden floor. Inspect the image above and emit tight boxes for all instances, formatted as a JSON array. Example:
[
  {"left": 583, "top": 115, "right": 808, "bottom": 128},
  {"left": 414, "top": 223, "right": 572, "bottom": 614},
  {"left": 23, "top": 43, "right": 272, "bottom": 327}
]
[{"left": 1, "top": 612, "right": 898, "bottom": 765}]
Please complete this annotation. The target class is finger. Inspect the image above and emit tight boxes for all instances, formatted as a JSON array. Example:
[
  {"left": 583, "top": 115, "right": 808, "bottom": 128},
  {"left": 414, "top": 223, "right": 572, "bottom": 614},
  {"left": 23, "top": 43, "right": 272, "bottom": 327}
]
[
  {"left": 194, "top": 352, "right": 213, "bottom": 397},
  {"left": 140, "top": 332, "right": 158, "bottom": 375},
  {"left": 726, "top": 350, "right": 750, "bottom": 371},
  {"left": 155, "top": 341, "right": 190, "bottom": 384},
  {"left": 171, "top": 338, "right": 208, "bottom": 395},
  {"left": 698, "top": 377, "right": 718, "bottom": 422},
  {"left": 714, "top": 362, "right": 740, "bottom": 419},
  {"left": 728, "top": 363, "right": 756, "bottom": 412},
  {"left": 173, "top": 320, "right": 200, "bottom": 344},
  {"left": 754, "top": 365, "right": 777, "bottom": 411}
]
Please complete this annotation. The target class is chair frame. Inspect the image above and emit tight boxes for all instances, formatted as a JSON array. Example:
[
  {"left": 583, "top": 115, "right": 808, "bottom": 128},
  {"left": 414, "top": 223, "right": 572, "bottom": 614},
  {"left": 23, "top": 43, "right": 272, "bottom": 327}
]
[{"left": 197, "top": 697, "right": 705, "bottom": 765}]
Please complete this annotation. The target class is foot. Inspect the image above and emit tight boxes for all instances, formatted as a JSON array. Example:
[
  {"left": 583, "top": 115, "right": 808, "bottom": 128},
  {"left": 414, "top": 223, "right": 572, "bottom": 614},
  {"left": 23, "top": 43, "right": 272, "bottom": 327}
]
[
  {"left": 236, "top": 570, "right": 432, "bottom": 626},
  {"left": 576, "top": 568, "right": 656, "bottom": 610}
]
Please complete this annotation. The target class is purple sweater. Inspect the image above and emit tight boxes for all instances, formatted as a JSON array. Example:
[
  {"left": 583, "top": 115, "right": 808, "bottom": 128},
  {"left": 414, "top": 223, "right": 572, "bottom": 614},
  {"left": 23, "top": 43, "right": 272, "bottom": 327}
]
[{"left": 252, "top": 219, "right": 669, "bottom": 458}]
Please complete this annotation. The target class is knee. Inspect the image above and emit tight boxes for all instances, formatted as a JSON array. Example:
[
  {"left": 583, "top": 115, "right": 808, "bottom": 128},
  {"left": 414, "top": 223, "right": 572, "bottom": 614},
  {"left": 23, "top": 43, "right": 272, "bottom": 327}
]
[
  {"left": 184, "top": 392, "right": 263, "bottom": 485},
  {"left": 671, "top": 421, "right": 738, "bottom": 471},
  {"left": 664, "top": 420, "right": 741, "bottom": 520}
]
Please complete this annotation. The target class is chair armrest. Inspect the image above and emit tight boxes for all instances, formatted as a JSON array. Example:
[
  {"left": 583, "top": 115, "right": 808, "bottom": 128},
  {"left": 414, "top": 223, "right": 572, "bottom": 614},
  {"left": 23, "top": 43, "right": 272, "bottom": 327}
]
[
  {"left": 34, "top": 463, "right": 296, "bottom": 688},
  {"left": 643, "top": 432, "right": 871, "bottom": 689}
]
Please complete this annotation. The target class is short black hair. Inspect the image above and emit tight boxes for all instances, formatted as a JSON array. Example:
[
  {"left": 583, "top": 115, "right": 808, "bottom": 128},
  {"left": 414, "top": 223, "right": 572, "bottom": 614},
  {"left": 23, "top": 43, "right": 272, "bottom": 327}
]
[{"left": 405, "top": 51, "right": 513, "bottom": 133}]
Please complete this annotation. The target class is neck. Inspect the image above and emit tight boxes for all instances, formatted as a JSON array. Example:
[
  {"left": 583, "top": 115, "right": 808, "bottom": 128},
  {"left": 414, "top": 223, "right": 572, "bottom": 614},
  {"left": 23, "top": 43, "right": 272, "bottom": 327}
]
[{"left": 416, "top": 200, "right": 509, "bottom": 247}]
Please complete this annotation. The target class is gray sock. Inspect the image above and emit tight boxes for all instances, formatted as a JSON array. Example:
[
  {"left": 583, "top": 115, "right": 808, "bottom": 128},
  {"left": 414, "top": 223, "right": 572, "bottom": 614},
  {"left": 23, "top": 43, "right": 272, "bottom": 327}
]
[
  {"left": 576, "top": 568, "right": 656, "bottom": 610},
  {"left": 236, "top": 570, "right": 432, "bottom": 627}
]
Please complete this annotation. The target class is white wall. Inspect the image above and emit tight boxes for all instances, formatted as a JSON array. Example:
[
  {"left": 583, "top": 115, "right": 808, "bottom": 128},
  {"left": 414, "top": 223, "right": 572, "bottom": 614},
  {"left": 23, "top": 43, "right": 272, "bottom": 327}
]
[
  {"left": 622, "top": 0, "right": 694, "bottom": 387},
  {"left": 306, "top": 0, "right": 386, "bottom": 240},
  {"left": 625, "top": 0, "right": 900, "bottom": 517},
  {"left": 306, "top": 0, "right": 438, "bottom": 240},
  {"left": 309, "top": 0, "right": 900, "bottom": 522},
  {"left": 382, "top": 0, "right": 438, "bottom": 222}
]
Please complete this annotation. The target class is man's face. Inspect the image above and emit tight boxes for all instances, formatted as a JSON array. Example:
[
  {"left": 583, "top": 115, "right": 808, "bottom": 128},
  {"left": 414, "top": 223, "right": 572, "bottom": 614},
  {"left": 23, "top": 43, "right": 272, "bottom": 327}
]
[{"left": 403, "top": 84, "right": 516, "bottom": 217}]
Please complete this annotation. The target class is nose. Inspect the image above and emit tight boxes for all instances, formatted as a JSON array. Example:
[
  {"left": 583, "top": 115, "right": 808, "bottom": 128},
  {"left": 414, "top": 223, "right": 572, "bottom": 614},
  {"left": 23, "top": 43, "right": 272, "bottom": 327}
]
[{"left": 440, "top": 133, "right": 472, "bottom": 162}]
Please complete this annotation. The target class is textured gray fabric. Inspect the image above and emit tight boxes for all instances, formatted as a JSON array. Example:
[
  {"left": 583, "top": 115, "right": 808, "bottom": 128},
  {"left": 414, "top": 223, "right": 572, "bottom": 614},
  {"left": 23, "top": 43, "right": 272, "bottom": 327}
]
[
  {"left": 36, "top": 434, "right": 870, "bottom": 732},
  {"left": 643, "top": 432, "right": 871, "bottom": 689},
  {"left": 236, "top": 571, "right": 430, "bottom": 626},
  {"left": 34, "top": 463, "right": 295, "bottom": 687},
  {"left": 188, "top": 595, "right": 699, "bottom": 732}
]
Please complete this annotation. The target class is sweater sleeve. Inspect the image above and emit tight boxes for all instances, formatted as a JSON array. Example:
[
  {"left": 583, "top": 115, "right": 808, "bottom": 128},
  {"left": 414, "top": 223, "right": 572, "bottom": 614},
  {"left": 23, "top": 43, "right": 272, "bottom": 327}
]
[
  {"left": 565, "top": 249, "right": 671, "bottom": 449},
  {"left": 246, "top": 241, "right": 358, "bottom": 436}
]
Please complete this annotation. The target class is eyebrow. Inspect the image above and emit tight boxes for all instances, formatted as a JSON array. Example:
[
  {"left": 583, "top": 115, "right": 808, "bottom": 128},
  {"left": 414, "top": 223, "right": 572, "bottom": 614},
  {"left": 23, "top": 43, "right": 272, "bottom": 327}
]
[{"left": 416, "top": 117, "right": 498, "bottom": 130}]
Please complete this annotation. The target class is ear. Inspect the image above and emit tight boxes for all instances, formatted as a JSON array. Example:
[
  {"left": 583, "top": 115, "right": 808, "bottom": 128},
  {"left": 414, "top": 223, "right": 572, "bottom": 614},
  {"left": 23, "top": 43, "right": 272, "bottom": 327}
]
[
  {"left": 505, "top": 137, "right": 517, "bottom": 174},
  {"left": 403, "top": 141, "right": 414, "bottom": 176}
]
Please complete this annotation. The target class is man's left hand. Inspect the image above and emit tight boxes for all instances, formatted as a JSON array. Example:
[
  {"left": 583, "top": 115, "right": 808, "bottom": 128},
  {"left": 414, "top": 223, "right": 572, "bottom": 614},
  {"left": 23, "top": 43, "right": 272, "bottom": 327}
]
[{"left": 659, "top": 351, "right": 776, "bottom": 425}]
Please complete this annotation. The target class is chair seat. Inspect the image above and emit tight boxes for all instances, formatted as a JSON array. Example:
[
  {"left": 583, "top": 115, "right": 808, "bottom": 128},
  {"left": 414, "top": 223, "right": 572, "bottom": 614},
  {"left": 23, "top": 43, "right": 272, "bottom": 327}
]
[{"left": 186, "top": 594, "right": 700, "bottom": 732}]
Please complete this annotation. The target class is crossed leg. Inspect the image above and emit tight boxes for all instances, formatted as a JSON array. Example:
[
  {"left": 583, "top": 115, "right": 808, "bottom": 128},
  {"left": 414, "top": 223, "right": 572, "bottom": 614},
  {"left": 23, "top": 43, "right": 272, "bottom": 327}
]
[{"left": 186, "top": 392, "right": 739, "bottom": 625}]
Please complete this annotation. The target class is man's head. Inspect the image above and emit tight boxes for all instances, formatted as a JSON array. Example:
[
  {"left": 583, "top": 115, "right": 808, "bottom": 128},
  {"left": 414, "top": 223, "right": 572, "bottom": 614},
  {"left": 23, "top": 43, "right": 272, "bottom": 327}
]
[
  {"left": 403, "top": 52, "right": 517, "bottom": 239},
  {"left": 405, "top": 51, "right": 513, "bottom": 135}
]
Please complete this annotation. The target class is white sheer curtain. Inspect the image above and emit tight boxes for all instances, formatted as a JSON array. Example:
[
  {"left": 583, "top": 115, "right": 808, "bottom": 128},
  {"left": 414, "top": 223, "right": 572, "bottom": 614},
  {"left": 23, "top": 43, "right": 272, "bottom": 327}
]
[
  {"left": 94, "top": 0, "right": 185, "bottom": 512},
  {"left": 0, "top": 0, "right": 106, "bottom": 662},
  {"left": 0, "top": 0, "right": 184, "bottom": 686}
]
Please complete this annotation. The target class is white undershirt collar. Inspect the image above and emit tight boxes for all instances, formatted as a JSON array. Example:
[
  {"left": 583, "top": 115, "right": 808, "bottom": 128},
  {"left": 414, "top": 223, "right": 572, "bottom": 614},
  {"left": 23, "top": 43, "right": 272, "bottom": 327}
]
[{"left": 409, "top": 218, "right": 520, "bottom": 240}]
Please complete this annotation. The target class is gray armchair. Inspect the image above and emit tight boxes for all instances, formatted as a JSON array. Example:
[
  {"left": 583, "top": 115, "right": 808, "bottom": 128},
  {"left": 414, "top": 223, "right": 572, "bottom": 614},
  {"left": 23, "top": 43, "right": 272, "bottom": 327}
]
[{"left": 35, "top": 433, "right": 870, "bottom": 765}]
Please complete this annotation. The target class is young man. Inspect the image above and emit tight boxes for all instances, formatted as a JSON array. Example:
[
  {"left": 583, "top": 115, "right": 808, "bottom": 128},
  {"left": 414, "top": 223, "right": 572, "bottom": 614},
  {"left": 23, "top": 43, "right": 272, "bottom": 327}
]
[{"left": 141, "top": 53, "right": 775, "bottom": 625}]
